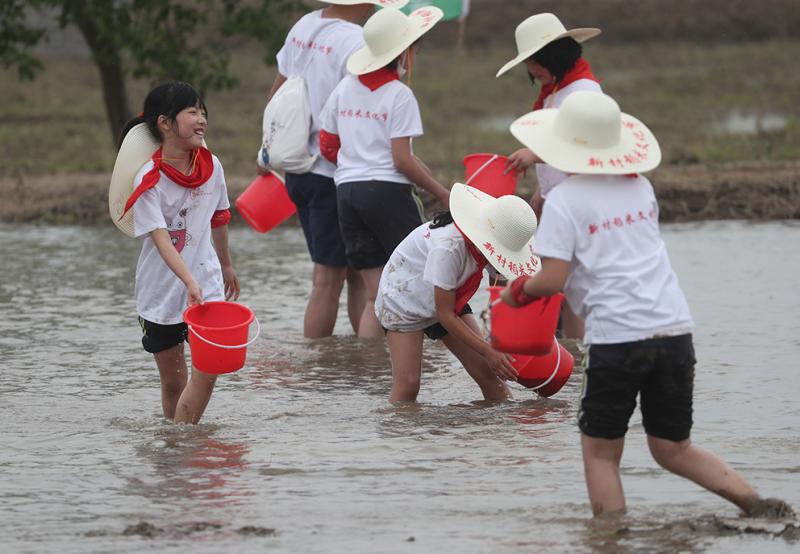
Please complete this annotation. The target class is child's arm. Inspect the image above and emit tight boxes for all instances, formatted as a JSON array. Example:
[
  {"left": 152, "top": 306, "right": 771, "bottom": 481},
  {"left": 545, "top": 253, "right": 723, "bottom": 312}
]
[
  {"left": 500, "top": 257, "right": 570, "bottom": 307},
  {"left": 392, "top": 137, "right": 450, "bottom": 209},
  {"left": 211, "top": 225, "right": 240, "bottom": 301},
  {"left": 150, "top": 228, "right": 204, "bottom": 305},
  {"left": 434, "top": 286, "right": 518, "bottom": 381}
]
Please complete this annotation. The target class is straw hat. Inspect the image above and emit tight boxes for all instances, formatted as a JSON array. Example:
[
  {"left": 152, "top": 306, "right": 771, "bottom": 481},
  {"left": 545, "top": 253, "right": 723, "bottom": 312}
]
[
  {"left": 108, "top": 123, "right": 160, "bottom": 237},
  {"left": 450, "top": 183, "right": 540, "bottom": 280},
  {"left": 496, "top": 13, "right": 601, "bottom": 78},
  {"left": 510, "top": 90, "right": 662, "bottom": 175},
  {"left": 320, "top": 0, "right": 409, "bottom": 6},
  {"left": 347, "top": 6, "right": 443, "bottom": 75}
]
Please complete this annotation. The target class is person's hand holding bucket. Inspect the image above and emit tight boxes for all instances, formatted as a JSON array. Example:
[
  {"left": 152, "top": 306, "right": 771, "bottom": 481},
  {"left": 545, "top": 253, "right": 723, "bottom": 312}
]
[{"left": 503, "top": 148, "right": 542, "bottom": 175}]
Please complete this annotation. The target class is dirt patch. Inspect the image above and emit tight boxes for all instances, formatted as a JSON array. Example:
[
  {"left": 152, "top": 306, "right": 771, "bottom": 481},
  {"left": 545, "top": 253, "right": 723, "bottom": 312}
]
[{"left": 1, "top": 162, "right": 797, "bottom": 226}]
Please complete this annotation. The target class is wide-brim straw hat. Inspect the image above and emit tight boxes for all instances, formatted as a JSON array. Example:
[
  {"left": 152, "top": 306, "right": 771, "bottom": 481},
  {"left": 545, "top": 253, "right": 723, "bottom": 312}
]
[
  {"left": 320, "top": 0, "right": 409, "bottom": 6},
  {"left": 496, "top": 13, "right": 601, "bottom": 78},
  {"left": 108, "top": 123, "right": 160, "bottom": 237},
  {"left": 510, "top": 90, "right": 661, "bottom": 175},
  {"left": 347, "top": 6, "right": 443, "bottom": 75},
  {"left": 450, "top": 183, "right": 541, "bottom": 280}
]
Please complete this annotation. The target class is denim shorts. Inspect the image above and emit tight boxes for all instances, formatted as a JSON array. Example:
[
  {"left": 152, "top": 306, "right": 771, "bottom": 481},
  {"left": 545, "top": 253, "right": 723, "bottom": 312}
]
[
  {"left": 285, "top": 172, "right": 347, "bottom": 268},
  {"left": 578, "top": 334, "right": 695, "bottom": 441},
  {"left": 138, "top": 317, "right": 188, "bottom": 354},
  {"left": 337, "top": 180, "right": 424, "bottom": 269}
]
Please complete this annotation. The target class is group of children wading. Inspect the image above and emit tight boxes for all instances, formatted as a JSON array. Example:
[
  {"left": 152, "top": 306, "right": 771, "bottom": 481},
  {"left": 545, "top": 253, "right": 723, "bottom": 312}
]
[{"left": 112, "top": 1, "right": 793, "bottom": 520}]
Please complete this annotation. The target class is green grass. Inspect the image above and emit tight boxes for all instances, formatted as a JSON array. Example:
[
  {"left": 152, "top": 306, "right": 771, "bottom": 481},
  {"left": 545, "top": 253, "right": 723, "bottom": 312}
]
[{"left": 1, "top": 40, "right": 798, "bottom": 184}]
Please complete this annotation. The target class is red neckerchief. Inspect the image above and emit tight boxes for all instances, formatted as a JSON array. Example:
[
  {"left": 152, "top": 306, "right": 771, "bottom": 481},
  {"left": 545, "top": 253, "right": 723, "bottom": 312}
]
[
  {"left": 358, "top": 67, "right": 400, "bottom": 92},
  {"left": 454, "top": 224, "right": 488, "bottom": 314},
  {"left": 533, "top": 58, "right": 599, "bottom": 110},
  {"left": 120, "top": 146, "right": 214, "bottom": 218}
]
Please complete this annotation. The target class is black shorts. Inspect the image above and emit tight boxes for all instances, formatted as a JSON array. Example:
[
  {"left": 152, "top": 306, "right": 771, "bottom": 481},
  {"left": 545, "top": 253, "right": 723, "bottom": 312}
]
[
  {"left": 424, "top": 304, "right": 473, "bottom": 340},
  {"left": 337, "top": 180, "right": 424, "bottom": 270},
  {"left": 285, "top": 172, "right": 347, "bottom": 267},
  {"left": 578, "top": 334, "right": 695, "bottom": 442},
  {"left": 139, "top": 317, "right": 188, "bottom": 354}
]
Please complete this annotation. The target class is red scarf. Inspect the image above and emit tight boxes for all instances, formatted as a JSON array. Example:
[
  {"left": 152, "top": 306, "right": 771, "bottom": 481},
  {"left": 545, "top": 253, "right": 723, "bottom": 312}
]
[
  {"left": 533, "top": 58, "right": 599, "bottom": 111},
  {"left": 120, "top": 146, "right": 214, "bottom": 218},
  {"left": 454, "top": 225, "right": 488, "bottom": 314},
  {"left": 358, "top": 67, "right": 400, "bottom": 92}
]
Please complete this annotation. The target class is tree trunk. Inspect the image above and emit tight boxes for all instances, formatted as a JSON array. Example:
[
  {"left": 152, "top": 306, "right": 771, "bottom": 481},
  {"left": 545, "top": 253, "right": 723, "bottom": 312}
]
[{"left": 67, "top": 2, "right": 131, "bottom": 147}]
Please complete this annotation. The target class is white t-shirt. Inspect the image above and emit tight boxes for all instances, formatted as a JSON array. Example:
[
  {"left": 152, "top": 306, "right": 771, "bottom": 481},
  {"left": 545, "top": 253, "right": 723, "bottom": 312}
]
[
  {"left": 534, "top": 174, "right": 694, "bottom": 345},
  {"left": 376, "top": 222, "right": 484, "bottom": 332},
  {"left": 320, "top": 74, "right": 423, "bottom": 185},
  {"left": 133, "top": 155, "right": 230, "bottom": 325},
  {"left": 535, "top": 79, "right": 602, "bottom": 198},
  {"left": 276, "top": 10, "right": 365, "bottom": 178}
]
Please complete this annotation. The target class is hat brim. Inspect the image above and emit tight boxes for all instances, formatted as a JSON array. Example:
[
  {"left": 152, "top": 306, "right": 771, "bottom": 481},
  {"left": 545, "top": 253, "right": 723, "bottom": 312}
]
[
  {"left": 108, "top": 123, "right": 160, "bottom": 237},
  {"left": 495, "top": 28, "right": 601, "bottom": 78},
  {"left": 510, "top": 109, "right": 662, "bottom": 175},
  {"left": 450, "top": 183, "right": 541, "bottom": 280},
  {"left": 321, "top": 0, "right": 408, "bottom": 6},
  {"left": 347, "top": 7, "right": 444, "bottom": 75}
]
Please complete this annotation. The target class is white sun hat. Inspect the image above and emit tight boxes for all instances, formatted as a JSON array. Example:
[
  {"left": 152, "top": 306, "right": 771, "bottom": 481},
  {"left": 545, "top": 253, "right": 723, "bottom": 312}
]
[
  {"left": 496, "top": 13, "right": 601, "bottom": 78},
  {"left": 108, "top": 123, "right": 160, "bottom": 237},
  {"left": 510, "top": 90, "right": 661, "bottom": 175},
  {"left": 346, "top": 6, "right": 443, "bottom": 75},
  {"left": 321, "top": 0, "right": 409, "bottom": 6},
  {"left": 450, "top": 183, "right": 541, "bottom": 280}
]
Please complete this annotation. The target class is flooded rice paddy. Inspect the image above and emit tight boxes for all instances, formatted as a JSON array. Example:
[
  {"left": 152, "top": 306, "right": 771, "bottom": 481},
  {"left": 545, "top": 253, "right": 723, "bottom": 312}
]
[{"left": 1, "top": 220, "right": 798, "bottom": 553}]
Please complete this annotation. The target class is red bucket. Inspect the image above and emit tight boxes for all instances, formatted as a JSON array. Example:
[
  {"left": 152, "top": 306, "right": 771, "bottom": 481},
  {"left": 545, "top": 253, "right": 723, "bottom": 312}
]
[
  {"left": 463, "top": 153, "right": 519, "bottom": 198},
  {"left": 235, "top": 171, "right": 296, "bottom": 233},
  {"left": 511, "top": 340, "right": 574, "bottom": 397},
  {"left": 183, "top": 302, "right": 260, "bottom": 374},
  {"left": 488, "top": 286, "right": 563, "bottom": 355}
]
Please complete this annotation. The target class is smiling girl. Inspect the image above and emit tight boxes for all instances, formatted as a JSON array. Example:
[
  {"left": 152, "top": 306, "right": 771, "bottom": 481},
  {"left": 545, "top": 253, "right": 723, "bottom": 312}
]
[{"left": 118, "top": 82, "right": 240, "bottom": 424}]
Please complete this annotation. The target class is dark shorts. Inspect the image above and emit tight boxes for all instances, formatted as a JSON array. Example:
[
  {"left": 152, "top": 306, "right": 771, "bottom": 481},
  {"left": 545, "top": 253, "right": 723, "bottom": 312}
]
[
  {"left": 337, "top": 180, "right": 424, "bottom": 270},
  {"left": 139, "top": 316, "right": 188, "bottom": 354},
  {"left": 578, "top": 334, "right": 695, "bottom": 442},
  {"left": 285, "top": 172, "right": 347, "bottom": 268},
  {"left": 424, "top": 304, "right": 473, "bottom": 341}
]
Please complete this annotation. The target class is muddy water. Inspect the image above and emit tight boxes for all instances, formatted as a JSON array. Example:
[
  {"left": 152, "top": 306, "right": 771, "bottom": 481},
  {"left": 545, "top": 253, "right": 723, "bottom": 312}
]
[{"left": 1, "top": 221, "right": 798, "bottom": 553}]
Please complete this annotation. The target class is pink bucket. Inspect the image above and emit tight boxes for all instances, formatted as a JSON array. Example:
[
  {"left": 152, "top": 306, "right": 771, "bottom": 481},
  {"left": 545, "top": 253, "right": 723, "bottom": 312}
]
[
  {"left": 235, "top": 172, "right": 296, "bottom": 233},
  {"left": 463, "top": 153, "right": 518, "bottom": 197},
  {"left": 511, "top": 340, "right": 574, "bottom": 398}
]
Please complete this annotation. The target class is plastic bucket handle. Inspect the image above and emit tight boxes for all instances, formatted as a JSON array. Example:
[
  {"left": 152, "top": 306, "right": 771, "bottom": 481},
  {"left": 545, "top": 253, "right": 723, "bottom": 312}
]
[
  {"left": 464, "top": 154, "right": 499, "bottom": 187},
  {"left": 187, "top": 316, "right": 261, "bottom": 350},
  {"left": 524, "top": 337, "right": 561, "bottom": 392}
]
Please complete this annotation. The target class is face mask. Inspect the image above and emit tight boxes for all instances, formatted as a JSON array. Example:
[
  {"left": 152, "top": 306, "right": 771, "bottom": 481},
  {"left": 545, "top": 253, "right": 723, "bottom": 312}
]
[{"left": 397, "top": 51, "right": 409, "bottom": 77}]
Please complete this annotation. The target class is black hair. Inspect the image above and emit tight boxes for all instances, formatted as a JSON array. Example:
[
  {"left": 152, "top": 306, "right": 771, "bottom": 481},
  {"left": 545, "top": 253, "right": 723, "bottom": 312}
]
[
  {"left": 118, "top": 81, "right": 207, "bottom": 148},
  {"left": 429, "top": 210, "right": 454, "bottom": 229},
  {"left": 528, "top": 37, "right": 583, "bottom": 85}
]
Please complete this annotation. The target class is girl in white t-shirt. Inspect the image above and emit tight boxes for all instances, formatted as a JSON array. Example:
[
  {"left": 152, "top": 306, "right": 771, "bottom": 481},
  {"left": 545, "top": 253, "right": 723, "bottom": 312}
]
[
  {"left": 319, "top": 7, "right": 451, "bottom": 339},
  {"left": 376, "top": 183, "right": 540, "bottom": 403},
  {"left": 117, "top": 82, "right": 240, "bottom": 424},
  {"left": 502, "top": 91, "right": 793, "bottom": 519}
]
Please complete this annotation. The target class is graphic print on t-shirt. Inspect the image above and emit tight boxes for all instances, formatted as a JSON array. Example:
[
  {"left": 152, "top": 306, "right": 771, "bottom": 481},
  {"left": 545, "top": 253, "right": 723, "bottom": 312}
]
[{"left": 167, "top": 208, "right": 191, "bottom": 252}]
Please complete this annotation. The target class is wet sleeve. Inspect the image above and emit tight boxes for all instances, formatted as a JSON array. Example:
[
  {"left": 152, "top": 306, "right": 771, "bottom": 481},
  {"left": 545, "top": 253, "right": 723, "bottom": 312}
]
[{"left": 423, "top": 246, "right": 465, "bottom": 291}]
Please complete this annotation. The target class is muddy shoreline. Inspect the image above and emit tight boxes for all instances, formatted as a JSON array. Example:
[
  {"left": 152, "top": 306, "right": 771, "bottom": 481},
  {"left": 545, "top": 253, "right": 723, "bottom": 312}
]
[{"left": 1, "top": 161, "right": 798, "bottom": 225}]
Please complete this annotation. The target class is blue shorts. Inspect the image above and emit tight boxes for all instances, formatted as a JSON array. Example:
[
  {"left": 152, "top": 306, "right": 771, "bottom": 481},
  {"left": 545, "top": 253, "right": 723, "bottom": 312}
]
[
  {"left": 337, "top": 180, "right": 424, "bottom": 269},
  {"left": 578, "top": 334, "right": 695, "bottom": 441},
  {"left": 285, "top": 172, "right": 347, "bottom": 268}
]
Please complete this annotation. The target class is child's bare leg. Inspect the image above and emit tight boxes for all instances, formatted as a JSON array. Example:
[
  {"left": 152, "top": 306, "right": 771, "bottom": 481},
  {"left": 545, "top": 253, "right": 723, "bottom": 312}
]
[
  {"left": 441, "top": 314, "right": 510, "bottom": 401},
  {"left": 387, "top": 330, "right": 424, "bottom": 402},
  {"left": 154, "top": 344, "right": 189, "bottom": 419},
  {"left": 647, "top": 435, "right": 794, "bottom": 517},
  {"left": 304, "top": 263, "right": 346, "bottom": 338},
  {"left": 346, "top": 267, "right": 366, "bottom": 335},
  {"left": 561, "top": 303, "right": 584, "bottom": 340},
  {"left": 174, "top": 369, "right": 217, "bottom": 424},
  {"left": 582, "top": 433, "right": 626, "bottom": 516},
  {"left": 356, "top": 267, "right": 384, "bottom": 338}
]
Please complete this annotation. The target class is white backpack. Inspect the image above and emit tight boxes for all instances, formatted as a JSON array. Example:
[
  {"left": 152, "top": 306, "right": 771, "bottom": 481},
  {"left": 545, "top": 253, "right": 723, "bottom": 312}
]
[{"left": 258, "top": 75, "right": 317, "bottom": 174}]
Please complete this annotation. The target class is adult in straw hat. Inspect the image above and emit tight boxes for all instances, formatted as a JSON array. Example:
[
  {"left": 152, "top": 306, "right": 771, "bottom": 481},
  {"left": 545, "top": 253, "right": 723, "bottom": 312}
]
[
  {"left": 375, "top": 183, "right": 540, "bottom": 402},
  {"left": 497, "top": 12, "right": 603, "bottom": 341},
  {"left": 501, "top": 90, "right": 795, "bottom": 519},
  {"left": 264, "top": 1, "right": 408, "bottom": 339},
  {"left": 318, "top": 6, "right": 451, "bottom": 339}
]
